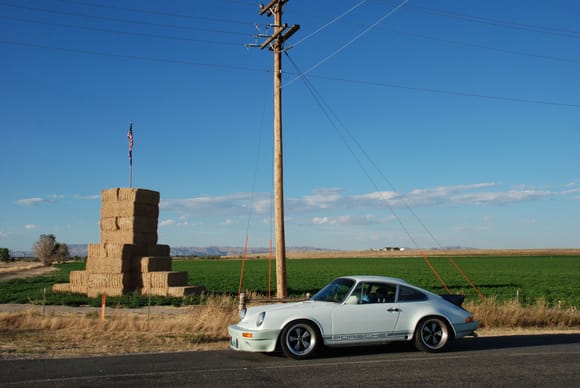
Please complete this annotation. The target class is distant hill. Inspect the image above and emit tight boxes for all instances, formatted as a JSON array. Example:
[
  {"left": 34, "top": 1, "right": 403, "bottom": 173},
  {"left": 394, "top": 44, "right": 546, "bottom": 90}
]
[{"left": 11, "top": 244, "right": 332, "bottom": 258}]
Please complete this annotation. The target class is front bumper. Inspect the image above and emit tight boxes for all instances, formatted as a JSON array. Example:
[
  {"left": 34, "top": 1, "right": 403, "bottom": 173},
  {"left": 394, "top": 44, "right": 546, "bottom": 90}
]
[{"left": 228, "top": 324, "right": 281, "bottom": 353}]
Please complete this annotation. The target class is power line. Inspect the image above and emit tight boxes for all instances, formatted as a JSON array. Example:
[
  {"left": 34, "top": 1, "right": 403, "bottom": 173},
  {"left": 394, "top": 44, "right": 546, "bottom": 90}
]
[
  {"left": 1, "top": 39, "right": 577, "bottom": 109},
  {"left": 0, "top": 39, "right": 270, "bottom": 73},
  {"left": 406, "top": 3, "right": 580, "bottom": 39},
  {"left": 0, "top": 15, "right": 242, "bottom": 47},
  {"left": 307, "top": 73, "right": 580, "bottom": 109},
  {"left": 294, "top": 4, "right": 579, "bottom": 64},
  {"left": 0, "top": 2, "right": 250, "bottom": 36},
  {"left": 285, "top": 52, "right": 421, "bottom": 249},
  {"left": 291, "top": 0, "right": 368, "bottom": 48},
  {"left": 52, "top": 0, "right": 251, "bottom": 26},
  {"left": 382, "top": 27, "right": 580, "bottom": 65},
  {"left": 285, "top": 0, "right": 409, "bottom": 86}
]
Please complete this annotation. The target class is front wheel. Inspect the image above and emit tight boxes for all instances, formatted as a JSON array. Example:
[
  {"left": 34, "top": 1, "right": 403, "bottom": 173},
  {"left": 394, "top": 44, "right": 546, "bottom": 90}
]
[
  {"left": 414, "top": 317, "right": 453, "bottom": 353},
  {"left": 280, "top": 320, "right": 320, "bottom": 359}
]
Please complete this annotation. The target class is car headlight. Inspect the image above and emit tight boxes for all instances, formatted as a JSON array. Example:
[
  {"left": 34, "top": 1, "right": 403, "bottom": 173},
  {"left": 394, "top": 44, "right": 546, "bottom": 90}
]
[
  {"left": 256, "top": 312, "right": 266, "bottom": 327},
  {"left": 239, "top": 307, "right": 247, "bottom": 321}
]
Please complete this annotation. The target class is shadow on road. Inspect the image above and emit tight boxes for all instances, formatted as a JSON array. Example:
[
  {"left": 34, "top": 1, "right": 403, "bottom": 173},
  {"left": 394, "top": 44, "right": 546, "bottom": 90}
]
[
  {"left": 285, "top": 333, "right": 580, "bottom": 360},
  {"left": 455, "top": 333, "right": 580, "bottom": 352}
]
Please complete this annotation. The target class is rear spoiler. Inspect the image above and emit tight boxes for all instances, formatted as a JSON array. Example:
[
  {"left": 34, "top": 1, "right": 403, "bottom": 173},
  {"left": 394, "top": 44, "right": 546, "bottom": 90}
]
[{"left": 440, "top": 294, "right": 465, "bottom": 307}]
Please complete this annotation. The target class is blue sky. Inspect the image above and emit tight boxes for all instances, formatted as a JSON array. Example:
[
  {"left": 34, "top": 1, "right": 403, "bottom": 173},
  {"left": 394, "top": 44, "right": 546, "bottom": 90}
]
[{"left": 1, "top": 0, "right": 578, "bottom": 252}]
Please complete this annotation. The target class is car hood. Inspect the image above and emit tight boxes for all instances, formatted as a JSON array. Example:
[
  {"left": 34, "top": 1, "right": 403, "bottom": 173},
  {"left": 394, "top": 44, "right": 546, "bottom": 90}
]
[{"left": 247, "top": 300, "right": 333, "bottom": 314}]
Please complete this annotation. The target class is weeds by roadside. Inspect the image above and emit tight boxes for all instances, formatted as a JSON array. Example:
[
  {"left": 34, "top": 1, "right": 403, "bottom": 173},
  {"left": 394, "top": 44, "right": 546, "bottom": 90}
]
[{"left": 1, "top": 295, "right": 578, "bottom": 360}]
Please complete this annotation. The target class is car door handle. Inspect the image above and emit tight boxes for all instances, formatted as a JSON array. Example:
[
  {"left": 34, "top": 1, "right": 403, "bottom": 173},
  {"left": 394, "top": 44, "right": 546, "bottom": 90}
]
[{"left": 387, "top": 308, "right": 400, "bottom": 312}]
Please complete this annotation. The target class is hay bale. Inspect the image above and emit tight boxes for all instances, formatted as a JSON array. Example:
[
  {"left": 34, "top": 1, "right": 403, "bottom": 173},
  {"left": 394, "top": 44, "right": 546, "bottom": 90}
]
[
  {"left": 88, "top": 243, "right": 133, "bottom": 260},
  {"left": 101, "top": 230, "right": 158, "bottom": 247},
  {"left": 141, "top": 287, "right": 169, "bottom": 296},
  {"left": 87, "top": 286, "right": 126, "bottom": 298},
  {"left": 141, "top": 271, "right": 187, "bottom": 289},
  {"left": 116, "top": 188, "right": 159, "bottom": 205},
  {"left": 52, "top": 283, "right": 71, "bottom": 293},
  {"left": 167, "top": 286, "right": 206, "bottom": 297},
  {"left": 101, "top": 202, "right": 159, "bottom": 219},
  {"left": 70, "top": 284, "right": 88, "bottom": 294},
  {"left": 101, "top": 188, "right": 120, "bottom": 202},
  {"left": 100, "top": 216, "right": 157, "bottom": 233},
  {"left": 138, "top": 257, "right": 172, "bottom": 273},
  {"left": 117, "top": 216, "right": 157, "bottom": 232},
  {"left": 70, "top": 270, "right": 88, "bottom": 286},
  {"left": 131, "top": 244, "right": 168, "bottom": 258},
  {"left": 87, "top": 243, "right": 101, "bottom": 258},
  {"left": 88, "top": 273, "right": 133, "bottom": 289},
  {"left": 86, "top": 255, "right": 131, "bottom": 273}
]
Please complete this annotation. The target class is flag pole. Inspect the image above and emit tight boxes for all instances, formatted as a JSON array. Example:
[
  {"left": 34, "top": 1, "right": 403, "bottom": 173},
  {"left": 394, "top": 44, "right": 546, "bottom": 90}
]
[{"left": 128, "top": 121, "right": 134, "bottom": 188}]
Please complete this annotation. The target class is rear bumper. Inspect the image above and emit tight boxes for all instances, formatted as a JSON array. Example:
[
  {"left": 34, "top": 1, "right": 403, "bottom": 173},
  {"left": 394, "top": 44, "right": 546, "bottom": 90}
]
[{"left": 454, "top": 321, "right": 479, "bottom": 338}]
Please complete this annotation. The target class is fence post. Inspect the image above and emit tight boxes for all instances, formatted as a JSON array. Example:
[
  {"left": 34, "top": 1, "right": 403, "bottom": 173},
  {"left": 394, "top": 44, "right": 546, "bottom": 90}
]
[
  {"left": 100, "top": 293, "right": 107, "bottom": 324},
  {"left": 238, "top": 293, "right": 246, "bottom": 314},
  {"left": 42, "top": 288, "right": 46, "bottom": 315}
]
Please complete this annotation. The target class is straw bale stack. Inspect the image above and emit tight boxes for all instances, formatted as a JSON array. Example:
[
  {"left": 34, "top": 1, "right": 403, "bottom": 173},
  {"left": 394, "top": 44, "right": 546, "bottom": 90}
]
[{"left": 52, "top": 187, "right": 203, "bottom": 298}]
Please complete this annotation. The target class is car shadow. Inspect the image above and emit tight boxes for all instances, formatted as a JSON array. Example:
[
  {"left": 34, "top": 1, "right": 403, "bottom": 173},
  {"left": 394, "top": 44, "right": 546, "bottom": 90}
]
[
  {"left": 303, "top": 333, "right": 580, "bottom": 360},
  {"left": 454, "top": 333, "right": 580, "bottom": 352}
]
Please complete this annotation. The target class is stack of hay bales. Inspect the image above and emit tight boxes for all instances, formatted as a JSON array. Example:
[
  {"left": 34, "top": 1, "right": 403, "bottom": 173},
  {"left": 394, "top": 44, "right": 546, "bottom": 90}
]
[{"left": 53, "top": 188, "right": 203, "bottom": 298}]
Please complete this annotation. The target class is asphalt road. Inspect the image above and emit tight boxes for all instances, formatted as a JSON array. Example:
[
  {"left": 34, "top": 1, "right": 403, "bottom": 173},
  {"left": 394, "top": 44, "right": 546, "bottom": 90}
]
[{"left": 2, "top": 334, "right": 579, "bottom": 387}]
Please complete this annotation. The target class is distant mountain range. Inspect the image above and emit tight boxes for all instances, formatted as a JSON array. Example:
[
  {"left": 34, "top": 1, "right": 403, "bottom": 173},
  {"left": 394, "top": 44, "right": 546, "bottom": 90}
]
[{"left": 10, "top": 244, "right": 333, "bottom": 258}]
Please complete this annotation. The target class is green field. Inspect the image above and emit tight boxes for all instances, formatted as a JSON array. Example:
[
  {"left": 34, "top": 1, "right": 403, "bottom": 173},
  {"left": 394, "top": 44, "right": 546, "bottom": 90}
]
[
  {"left": 175, "top": 255, "right": 580, "bottom": 307},
  {"left": 1, "top": 256, "right": 578, "bottom": 307}
]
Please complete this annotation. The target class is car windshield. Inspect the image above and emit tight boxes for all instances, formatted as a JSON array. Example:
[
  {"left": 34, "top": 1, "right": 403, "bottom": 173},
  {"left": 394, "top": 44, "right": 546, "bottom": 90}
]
[{"left": 311, "top": 278, "right": 356, "bottom": 303}]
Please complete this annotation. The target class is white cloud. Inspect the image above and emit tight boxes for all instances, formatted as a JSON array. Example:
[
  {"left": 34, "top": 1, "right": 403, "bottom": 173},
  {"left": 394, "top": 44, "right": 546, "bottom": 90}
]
[
  {"left": 157, "top": 182, "right": 559, "bottom": 223},
  {"left": 312, "top": 214, "right": 394, "bottom": 226},
  {"left": 74, "top": 194, "right": 100, "bottom": 200},
  {"left": 16, "top": 194, "right": 65, "bottom": 206},
  {"left": 24, "top": 224, "right": 38, "bottom": 230},
  {"left": 159, "top": 219, "right": 177, "bottom": 227},
  {"left": 16, "top": 198, "right": 45, "bottom": 206}
]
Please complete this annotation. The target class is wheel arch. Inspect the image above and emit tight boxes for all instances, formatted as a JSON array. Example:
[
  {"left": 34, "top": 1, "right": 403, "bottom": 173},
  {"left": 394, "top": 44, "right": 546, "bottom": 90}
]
[
  {"left": 279, "top": 317, "right": 324, "bottom": 342},
  {"left": 411, "top": 313, "right": 457, "bottom": 340}
]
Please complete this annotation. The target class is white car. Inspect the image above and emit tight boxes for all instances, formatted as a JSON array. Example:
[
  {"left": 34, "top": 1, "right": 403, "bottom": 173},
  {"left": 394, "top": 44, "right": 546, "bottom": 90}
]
[{"left": 229, "top": 275, "right": 478, "bottom": 359}]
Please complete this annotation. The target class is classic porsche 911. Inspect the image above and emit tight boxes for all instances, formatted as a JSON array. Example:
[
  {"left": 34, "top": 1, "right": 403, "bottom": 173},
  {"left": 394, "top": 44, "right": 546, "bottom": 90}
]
[{"left": 228, "top": 275, "right": 478, "bottom": 359}]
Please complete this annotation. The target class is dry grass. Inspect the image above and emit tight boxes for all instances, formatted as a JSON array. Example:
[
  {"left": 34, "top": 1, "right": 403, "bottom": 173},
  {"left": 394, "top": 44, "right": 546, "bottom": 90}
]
[
  {"left": 0, "top": 295, "right": 240, "bottom": 359},
  {"left": 0, "top": 296, "right": 578, "bottom": 360},
  {"left": 466, "top": 298, "right": 580, "bottom": 329}
]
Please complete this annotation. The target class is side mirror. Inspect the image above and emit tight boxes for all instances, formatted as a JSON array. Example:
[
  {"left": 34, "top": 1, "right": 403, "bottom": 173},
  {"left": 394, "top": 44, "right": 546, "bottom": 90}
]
[{"left": 345, "top": 295, "right": 359, "bottom": 305}]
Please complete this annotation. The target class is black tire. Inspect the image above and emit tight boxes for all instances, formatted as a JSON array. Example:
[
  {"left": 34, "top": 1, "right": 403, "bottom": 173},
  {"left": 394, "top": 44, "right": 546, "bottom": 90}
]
[
  {"left": 280, "top": 320, "right": 320, "bottom": 360},
  {"left": 414, "top": 316, "right": 453, "bottom": 353}
]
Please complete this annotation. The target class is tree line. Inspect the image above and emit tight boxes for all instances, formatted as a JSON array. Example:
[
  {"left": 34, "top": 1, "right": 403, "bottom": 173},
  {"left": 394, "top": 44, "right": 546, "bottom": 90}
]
[{"left": 1, "top": 234, "right": 69, "bottom": 265}]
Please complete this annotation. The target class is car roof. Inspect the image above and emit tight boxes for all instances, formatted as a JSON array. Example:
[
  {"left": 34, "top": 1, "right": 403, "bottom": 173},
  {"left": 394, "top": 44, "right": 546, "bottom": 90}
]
[{"left": 339, "top": 275, "right": 410, "bottom": 284}]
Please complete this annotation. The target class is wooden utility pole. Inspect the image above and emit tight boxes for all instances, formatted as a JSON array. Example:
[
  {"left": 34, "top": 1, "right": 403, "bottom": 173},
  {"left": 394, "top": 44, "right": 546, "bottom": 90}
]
[{"left": 254, "top": 0, "right": 299, "bottom": 298}]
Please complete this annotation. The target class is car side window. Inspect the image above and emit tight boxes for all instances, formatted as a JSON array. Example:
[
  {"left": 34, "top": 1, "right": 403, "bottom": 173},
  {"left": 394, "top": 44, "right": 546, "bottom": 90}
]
[
  {"left": 371, "top": 284, "right": 396, "bottom": 303},
  {"left": 398, "top": 285, "right": 427, "bottom": 302},
  {"left": 354, "top": 283, "right": 396, "bottom": 304}
]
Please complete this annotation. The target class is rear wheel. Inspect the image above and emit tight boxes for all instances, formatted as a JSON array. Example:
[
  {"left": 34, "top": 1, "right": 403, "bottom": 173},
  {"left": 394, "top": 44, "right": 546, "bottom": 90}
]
[
  {"left": 280, "top": 320, "right": 320, "bottom": 359},
  {"left": 414, "top": 317, "right": 452, "bottom": 353}
]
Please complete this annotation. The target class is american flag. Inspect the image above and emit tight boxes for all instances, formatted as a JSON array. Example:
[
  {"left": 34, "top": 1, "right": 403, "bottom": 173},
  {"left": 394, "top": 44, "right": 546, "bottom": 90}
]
[{"left": 127, "top": 122, "right": 134, "bottom": 165}]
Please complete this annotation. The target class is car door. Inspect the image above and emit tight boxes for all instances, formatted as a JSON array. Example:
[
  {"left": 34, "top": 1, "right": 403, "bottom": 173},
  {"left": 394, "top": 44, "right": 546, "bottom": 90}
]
[{"left": 329, "top": 282, "right": 400, "bottom": 345}]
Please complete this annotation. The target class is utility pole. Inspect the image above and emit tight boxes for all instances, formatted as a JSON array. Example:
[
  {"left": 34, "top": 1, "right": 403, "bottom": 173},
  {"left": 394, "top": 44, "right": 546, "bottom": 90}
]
[{"left": 252, "top": 0, "right": 299, "bottom": 299}]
